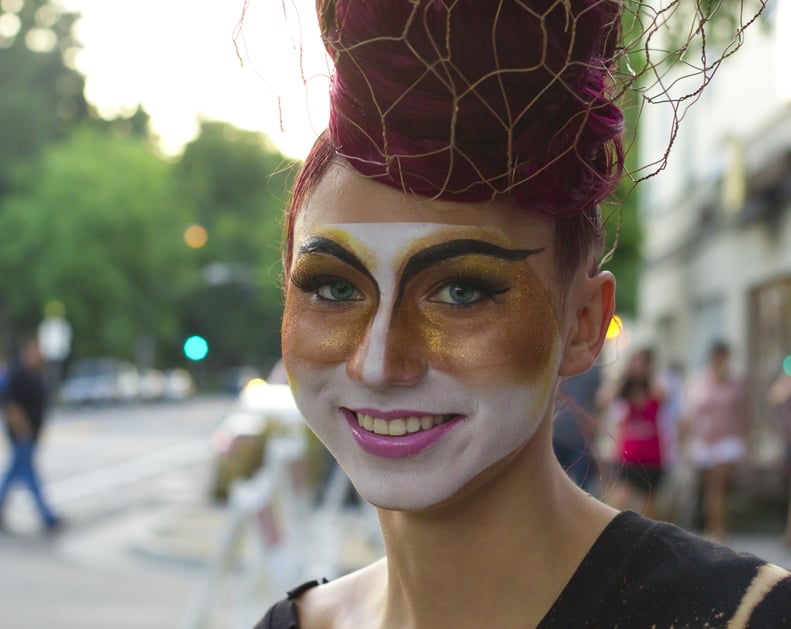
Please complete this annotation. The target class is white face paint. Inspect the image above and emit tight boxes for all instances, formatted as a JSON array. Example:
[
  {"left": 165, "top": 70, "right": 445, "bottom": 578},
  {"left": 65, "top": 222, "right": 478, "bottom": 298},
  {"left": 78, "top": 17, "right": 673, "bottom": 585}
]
[{"left": 282, "top": 165, "right": 564, "bottom": 511}]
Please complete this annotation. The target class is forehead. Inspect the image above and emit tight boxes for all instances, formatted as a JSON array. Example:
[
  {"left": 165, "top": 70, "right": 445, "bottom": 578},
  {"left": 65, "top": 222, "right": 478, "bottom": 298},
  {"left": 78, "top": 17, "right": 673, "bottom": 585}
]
[{"left": 293, "top": 163, "right": 555, "bottom": 250}]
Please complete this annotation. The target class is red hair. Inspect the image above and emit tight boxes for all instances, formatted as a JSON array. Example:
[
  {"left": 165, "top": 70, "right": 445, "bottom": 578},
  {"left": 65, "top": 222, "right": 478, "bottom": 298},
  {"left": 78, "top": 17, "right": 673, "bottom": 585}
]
[
  {"left": 284, "top": 1, "right": 625, "bottom": 279},
  {"left": 321, "top": 0, "right": 624, "bottom": 216}
]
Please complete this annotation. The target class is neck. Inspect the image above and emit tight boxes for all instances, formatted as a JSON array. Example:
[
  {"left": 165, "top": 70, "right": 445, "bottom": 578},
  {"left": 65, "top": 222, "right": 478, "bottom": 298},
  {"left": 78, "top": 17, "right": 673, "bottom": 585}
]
[{"left": 373, "top": 418, "right": 616, "bottom": 629}]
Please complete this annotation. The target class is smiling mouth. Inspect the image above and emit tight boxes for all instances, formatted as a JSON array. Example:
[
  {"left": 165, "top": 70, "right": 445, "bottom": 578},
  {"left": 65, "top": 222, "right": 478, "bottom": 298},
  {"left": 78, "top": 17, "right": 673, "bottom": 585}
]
[{"left": 354, "top": 412, "right": 456, "bottom": 437}]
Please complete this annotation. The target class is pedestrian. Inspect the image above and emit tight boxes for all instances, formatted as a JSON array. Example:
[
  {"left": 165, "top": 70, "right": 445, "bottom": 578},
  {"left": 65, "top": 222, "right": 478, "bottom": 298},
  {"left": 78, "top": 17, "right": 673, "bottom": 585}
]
[
  {"left": 552, "top": 365, "right": 603, "bottom": 494},
  {"left": 683, "top": 340, "right": 750, "bottom": 543},
  {"left": 252, "top": 2, "right": 789, "bottom": 627},
  {"left": 603, "top": 348, "right": 666, "bottom": 518},
  {"left": 0, "top": 335, "right": 62, "bottom": 533},
  {"left": 768, "top": 367, "right": 791, "bottom": 547}
]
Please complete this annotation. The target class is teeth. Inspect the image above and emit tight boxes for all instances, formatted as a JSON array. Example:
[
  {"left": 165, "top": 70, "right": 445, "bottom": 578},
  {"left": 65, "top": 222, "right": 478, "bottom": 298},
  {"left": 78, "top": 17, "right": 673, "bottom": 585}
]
[
  {"left": 389, "top": 419, "right": 407, "bottom": 436},
  {"left": 356, "top": 412, "right": 452, "bottom": 436}
]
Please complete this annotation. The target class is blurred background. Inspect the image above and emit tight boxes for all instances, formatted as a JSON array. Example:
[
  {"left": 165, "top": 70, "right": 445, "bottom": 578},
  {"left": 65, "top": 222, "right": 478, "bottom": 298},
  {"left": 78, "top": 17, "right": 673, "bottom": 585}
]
[{"left": 0, "top": 0, "right": 789, "bottom": 627}]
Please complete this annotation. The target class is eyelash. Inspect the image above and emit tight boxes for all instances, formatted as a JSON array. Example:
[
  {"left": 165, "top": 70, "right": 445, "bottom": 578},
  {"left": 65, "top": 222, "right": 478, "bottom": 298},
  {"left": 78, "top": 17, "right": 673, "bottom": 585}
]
[
  {"left": 291, "top": 274, "right": 363, "bottom": 302},
  {"left": 428, "top": 277, "right": 509, "bottom": 308},
  {"left": 291, "top": 273, "right": 509, "bottom": 308}
]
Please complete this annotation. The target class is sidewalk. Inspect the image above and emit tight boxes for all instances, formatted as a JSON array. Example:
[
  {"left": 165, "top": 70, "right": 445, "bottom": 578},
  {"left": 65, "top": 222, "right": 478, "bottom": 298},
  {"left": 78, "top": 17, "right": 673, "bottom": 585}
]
[
  {"left": 130, "top": 500, "right": 791, "bottom": 573},
  {"left": 129, "top": 499, "right": 385, "bottom": 575}
]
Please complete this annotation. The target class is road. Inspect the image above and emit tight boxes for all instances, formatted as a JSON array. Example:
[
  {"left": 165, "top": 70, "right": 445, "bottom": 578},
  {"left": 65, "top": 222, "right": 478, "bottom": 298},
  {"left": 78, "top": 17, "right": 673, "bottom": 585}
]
[
  {"left": 2, "top": 396, "right": 790, "bottom": 629},
  {"left": 0, "top": 396, "right": 248, "bottom": 629}
]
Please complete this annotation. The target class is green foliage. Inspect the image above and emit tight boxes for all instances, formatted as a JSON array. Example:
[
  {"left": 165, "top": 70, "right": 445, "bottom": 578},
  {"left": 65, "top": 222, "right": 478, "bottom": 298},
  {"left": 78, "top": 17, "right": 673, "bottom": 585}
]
[
  {"left": 601, "top": 74, "right": 643, "bottom": 318},
  {"left": 174, "top": 122, "right": 297, "bottom": 370},
  {"left": 0, "top": 0, "right": 89, "bottom": 195},
  {"left": 0, "top": 127, "right": 199, "bottom": 360}
]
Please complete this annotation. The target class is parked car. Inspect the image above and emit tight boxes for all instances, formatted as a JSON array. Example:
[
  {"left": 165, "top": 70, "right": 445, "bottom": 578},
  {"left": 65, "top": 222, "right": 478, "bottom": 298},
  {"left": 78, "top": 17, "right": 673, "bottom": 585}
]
[
  {"left": 137, "top": 368, "right": 166, "bottom": 402},
  {"left": 209, "top": 379, "right": 303, "bottom": 501},
  {"left": 162, "top": 368, "right": 196, "bottom": 401},
  {"left": 59, "top": 358, "right": 139, "bottom": 406}
]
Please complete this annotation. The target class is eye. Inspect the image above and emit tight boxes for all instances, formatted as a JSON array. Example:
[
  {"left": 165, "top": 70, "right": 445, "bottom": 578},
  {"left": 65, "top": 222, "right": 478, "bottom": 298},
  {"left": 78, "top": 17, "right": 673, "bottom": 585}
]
[
  {"left": 316, "top": 280, "right": 362, "bottom": 302},
  {"left": 430, "top": 281, "right": 485, "bottom": 306}
]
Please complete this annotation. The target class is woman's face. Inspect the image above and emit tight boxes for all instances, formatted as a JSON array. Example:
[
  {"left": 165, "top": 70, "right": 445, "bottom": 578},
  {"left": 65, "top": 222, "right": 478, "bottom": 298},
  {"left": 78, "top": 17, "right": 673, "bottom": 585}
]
[{"left": 282, "top": 163, "right": 569, "bottom": 511}]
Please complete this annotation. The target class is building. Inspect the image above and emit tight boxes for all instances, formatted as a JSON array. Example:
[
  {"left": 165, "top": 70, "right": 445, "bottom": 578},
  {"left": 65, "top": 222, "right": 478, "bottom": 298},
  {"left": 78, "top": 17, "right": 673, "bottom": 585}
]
[{"left": 636, "top": 1, "right": 791, "bottom": 457}]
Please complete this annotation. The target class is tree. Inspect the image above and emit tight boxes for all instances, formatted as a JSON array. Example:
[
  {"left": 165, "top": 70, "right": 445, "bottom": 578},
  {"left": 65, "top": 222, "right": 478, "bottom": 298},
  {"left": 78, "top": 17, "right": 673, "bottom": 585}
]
[
  {"left": 174, "top": 121, "right": 296, "bottom": 371},
  {"left": 0, "top": 127, "right": 198, "bottom": 363},
  {"left": 0, "top": 0, "right": 89, "bottom": 196}
]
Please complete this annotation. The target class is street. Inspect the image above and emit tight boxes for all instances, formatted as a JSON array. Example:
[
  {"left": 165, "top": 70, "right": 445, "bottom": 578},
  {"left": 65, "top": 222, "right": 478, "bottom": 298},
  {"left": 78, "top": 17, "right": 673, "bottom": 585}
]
[
  {"left": 0, "top": 396, "right": 251, "bottom": 629},
  {"left": 1, "top": 396, "right": 790, "bottom": 629}
]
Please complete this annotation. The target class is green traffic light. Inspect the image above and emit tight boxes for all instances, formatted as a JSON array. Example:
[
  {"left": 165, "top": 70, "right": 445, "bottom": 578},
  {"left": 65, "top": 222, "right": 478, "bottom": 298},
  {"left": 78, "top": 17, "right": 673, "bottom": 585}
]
[
  {"left": 184, "top": 335, "right": 209, "bottom": 361},
  {"left": 784, "top": 355, "right": 791, "bottom": 377}
]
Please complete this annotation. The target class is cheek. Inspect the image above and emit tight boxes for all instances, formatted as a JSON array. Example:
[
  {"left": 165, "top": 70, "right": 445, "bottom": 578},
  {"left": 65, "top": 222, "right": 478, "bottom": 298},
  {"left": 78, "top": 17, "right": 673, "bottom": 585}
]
[
  {"left": 406, "top": 284, "right": 558, "bottom": 389},
  {"left": 281, "top": 289, "right": 371, "bottom": 371}
]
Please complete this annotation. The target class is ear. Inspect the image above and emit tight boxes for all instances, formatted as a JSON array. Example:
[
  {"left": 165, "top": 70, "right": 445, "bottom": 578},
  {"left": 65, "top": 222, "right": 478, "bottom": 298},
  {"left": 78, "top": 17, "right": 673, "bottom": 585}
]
[{"left": 558, "top": 270, "right": 615, "bottom": 377}]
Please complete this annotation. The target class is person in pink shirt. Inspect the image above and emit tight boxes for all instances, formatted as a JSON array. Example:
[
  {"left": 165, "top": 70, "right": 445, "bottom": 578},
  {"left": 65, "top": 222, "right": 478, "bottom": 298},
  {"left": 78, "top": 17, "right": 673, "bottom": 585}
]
[
  {"left": 684, "top": 341, "right": 750, "bottom": 542},
  {"left": 768, "top": 368, "right": 791, "bottom": 547},
  {"left": 605, "top": 348, "right": 666, "bottom": 518}
]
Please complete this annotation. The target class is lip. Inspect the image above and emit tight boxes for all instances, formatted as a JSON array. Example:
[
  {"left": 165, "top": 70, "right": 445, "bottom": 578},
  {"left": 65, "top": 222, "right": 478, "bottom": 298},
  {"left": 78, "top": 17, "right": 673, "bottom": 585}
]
[{"left": 341, "top": 408, "right": 463, "bottom": 458}]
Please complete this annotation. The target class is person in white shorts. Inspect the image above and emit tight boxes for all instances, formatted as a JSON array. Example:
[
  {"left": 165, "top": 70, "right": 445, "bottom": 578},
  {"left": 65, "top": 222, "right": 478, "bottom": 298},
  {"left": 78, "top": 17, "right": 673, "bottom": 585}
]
[{"left": 684, "top": 341, "right": 750, "bottom": 542}]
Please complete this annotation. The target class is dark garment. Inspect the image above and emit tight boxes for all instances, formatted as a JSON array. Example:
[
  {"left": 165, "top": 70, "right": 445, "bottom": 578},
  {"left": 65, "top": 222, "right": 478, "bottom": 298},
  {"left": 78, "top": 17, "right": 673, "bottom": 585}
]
[
  {"left": 617, "top": 462, "right": 664, "bottom": 494},
  {"left": 2, "top": 365, "right": 47, "bottom": 442},
  {"left": 553, "top": 367, "right": 601, "bottom": 491},
  {"left": 0, "top": 364, "right": 57, "bottom": 527},
  {"left": 254, "top": 511, "right": 791, "bottom": 629}
]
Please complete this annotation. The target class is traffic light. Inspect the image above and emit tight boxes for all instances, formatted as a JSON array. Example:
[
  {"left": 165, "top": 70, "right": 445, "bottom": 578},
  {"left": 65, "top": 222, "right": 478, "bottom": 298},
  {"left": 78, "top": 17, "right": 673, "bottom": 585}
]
[{"left": 184, "top": 335, "right": 209, "bottom": 361}]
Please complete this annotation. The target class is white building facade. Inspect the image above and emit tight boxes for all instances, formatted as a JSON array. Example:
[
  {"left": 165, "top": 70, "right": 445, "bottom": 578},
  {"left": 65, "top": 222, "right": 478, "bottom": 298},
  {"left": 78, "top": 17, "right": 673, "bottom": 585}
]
[{"left": 636, "top": 0, "right": 791, "bottom": 446}]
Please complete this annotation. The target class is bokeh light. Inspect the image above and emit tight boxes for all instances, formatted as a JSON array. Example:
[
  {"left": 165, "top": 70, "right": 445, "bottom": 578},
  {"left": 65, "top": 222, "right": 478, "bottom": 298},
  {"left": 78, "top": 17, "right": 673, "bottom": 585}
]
[
  {"left": 184, "top": 225, "right": 208, "bottom": 249},
  {"left": 783, "top": 355, "right": 791, "bottom": 376},
  {"left": 606, "top": 314, "right": 623, "bottom": 340},
  {"left": 183, "top": 335, "right": 209, "bottom": 361}
]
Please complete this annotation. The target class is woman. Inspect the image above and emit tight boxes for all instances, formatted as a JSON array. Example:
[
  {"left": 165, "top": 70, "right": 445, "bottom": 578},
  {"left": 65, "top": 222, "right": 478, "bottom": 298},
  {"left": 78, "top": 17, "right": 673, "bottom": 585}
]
[
  {"left": 255, "top": 1, "right": 789, "bottom": 626},
  {"left": 605, "top": 348, "right": 666, "bottom": 518},
  {"left": 684, "top": 340, "right": 750, "bottom": 543},
  {"left": 768, "top": 367, "right": 791, "bottom": 547}
]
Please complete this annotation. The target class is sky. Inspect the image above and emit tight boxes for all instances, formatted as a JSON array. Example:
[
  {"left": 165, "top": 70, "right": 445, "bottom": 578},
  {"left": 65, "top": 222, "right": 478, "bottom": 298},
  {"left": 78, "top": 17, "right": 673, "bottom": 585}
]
[
  {"left": 54, "top": 0, "right": 791, "bottom": 160},
  {"left": 61, "top": 0, "right": 331, "bottom": 159}
]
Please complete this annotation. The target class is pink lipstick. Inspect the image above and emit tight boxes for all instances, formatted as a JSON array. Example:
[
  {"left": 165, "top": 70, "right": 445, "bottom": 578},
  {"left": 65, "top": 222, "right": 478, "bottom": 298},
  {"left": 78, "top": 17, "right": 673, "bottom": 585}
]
[{"left": 341, "top": 408, "right": 462, "bottom": 458}]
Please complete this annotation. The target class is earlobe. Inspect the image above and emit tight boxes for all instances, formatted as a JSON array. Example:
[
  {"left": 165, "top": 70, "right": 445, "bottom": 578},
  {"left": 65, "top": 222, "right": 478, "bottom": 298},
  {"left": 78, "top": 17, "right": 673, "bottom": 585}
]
[{"left": 558, "top": 270, "right": 616, "bottom": 377}]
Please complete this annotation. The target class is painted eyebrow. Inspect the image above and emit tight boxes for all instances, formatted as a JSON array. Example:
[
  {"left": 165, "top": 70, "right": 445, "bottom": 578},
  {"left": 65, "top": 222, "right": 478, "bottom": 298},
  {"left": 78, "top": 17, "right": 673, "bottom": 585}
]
[
  {"left": 295, "top": 236, "right": 377, "bottom": 289},
  {"left": 396, "top": 239, "right": 544, "bottom": 306}
]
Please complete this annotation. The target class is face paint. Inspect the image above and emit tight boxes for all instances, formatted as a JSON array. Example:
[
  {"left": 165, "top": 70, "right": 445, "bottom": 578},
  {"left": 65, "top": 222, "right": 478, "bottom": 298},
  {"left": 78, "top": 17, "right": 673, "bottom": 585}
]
[{"left": 282, "top": 165, "right": 564, "bottom": 511}]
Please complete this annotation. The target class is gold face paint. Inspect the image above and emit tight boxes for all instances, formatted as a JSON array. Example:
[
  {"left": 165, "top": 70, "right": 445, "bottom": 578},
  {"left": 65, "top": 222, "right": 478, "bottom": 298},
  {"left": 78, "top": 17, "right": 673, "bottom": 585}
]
[
  {"left": 283, "top": 232, "right": 559, "bottom": 388},
  {"left": 280, "top": 163, "right": 567, "bottom": 511},
  {"left": 383, "top": 254, "right": 557, "bottom": 388},
  {"left": 284, "top": 253, "right": 375, "bottom": 365}
]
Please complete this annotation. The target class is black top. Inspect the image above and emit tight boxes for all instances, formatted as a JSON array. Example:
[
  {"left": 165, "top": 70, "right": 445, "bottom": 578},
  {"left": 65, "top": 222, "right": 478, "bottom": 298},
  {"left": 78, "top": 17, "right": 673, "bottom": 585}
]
[
  {"left": 2, "top": 365, "right": 47, "bottom": 442},
  {"left": 254, "top": 511, "right": 791, "bottom": 628}
]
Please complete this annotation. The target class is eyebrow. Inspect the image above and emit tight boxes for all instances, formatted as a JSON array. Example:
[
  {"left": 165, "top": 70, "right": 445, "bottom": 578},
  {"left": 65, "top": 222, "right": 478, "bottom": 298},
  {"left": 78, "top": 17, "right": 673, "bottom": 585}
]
[
  {"left": 296, "top": 236, "right": 377, "bottom": 288},
  {"left": 397, "top": 239, "right": 543, "bottom": 306}
]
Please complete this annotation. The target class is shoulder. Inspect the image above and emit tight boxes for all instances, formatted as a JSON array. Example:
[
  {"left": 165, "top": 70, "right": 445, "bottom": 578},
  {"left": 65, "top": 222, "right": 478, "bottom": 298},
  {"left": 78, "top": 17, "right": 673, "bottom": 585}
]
[
  {"left": 254, "top": 560, "right": 387, "bottom": 629},
  {"left": 602, "top": 513, "right": 791, "bottom": 626},
  {"left": 254, "top": 580, "right": 330, "bottom": 629}
]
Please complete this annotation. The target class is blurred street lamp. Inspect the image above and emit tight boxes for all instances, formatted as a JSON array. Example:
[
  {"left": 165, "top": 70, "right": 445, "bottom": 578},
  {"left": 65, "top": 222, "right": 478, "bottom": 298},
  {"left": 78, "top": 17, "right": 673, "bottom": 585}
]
[
  {"left": 606, "top": 314, "right": 623, "bottom": 341},
  {"left": 184, "top": 224, "right": 208, "bottom": 249}
]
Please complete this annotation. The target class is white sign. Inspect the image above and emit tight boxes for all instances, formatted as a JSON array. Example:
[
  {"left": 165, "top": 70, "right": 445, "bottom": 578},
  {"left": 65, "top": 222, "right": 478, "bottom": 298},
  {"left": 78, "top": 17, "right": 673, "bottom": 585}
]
[{"left": 38, "top": 317, "right": 73, "bottom": 361}]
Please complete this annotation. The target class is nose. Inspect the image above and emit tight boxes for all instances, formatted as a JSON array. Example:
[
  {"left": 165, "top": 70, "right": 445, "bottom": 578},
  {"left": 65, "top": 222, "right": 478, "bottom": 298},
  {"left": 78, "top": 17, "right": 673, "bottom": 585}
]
[{"left": 346, "top": 306, "right": 427, "bottom": 389}]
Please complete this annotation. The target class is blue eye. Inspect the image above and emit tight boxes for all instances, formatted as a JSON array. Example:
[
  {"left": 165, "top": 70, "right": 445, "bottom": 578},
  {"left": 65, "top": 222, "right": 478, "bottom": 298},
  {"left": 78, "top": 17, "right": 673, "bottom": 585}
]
[
  {"left": 433, "top": 282, "right": 483, "bottom": 305},
  {"left": 316, "top": 280, "right": 361, "bottom": 302}
]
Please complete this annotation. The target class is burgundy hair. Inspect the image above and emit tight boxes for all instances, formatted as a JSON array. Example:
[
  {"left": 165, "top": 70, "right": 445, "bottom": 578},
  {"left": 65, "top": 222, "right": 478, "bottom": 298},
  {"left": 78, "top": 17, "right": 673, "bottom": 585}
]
[{"left": 285, "top": 0, "right": 625, "bottom": 280}]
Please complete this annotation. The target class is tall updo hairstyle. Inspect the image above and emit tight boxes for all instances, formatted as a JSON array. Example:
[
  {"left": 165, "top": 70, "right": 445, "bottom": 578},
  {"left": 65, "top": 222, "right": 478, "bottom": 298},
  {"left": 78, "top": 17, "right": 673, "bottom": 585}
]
[{"left": 285, "top": 0, "right": 625, "bottom": 283}]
